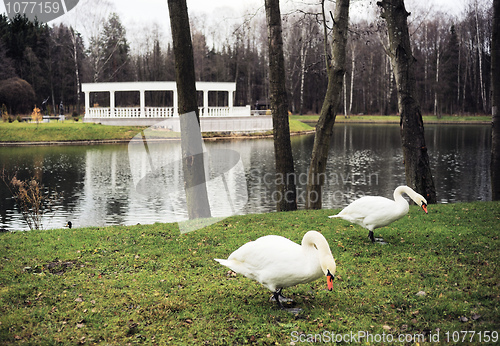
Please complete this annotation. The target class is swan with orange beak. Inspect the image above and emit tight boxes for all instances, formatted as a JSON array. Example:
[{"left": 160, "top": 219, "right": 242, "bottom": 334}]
[
  {"left": 329, "top": 185, "right": 428, "bottom": 243},
  {"left": 215, "top": 231, "right": 336, "bottom": 311}
]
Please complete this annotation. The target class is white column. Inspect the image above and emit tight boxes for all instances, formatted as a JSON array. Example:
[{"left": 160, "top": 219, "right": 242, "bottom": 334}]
[
  {"left": 140, "top": 89, "right": 145, "bottom": 117},
  {"left": 110, "top": 90, "right": 115, "bottom": 117},
  {"left": 228, "top": 90, "right": 234, "bottom": 114},
  {"left": 84, "top": 91, "right": 90, "bottom": 118},
  {"left": 203, "top": 89, "right": 209, "bottom": 116},
  {"left": 173, "top": 90, "right": 179, "bottom": 116}
]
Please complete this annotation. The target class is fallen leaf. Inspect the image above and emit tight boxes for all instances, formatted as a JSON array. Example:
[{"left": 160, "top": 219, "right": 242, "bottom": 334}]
[
  {"left": 459, "top": 316, "right": 468, "bottom": 322},
  {"left": 472, "top": 313, "right": 481, "bottom": 320}
]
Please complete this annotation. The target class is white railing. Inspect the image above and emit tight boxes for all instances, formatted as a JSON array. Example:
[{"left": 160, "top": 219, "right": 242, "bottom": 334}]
[
  {"left": 145, "top": 107, "right": 175, "bottom": 117},
  {"left": 204, "top": 107, "right": 230, "bottom": 117},
  {"left": 87, "top": 107, "right": 111, "bottom": 117},
  {"left": 86, "top": 105, "right": 252, "bottom": 118},
  {"left": 114, "top": 107, "right": 141, "bottom": 117}
]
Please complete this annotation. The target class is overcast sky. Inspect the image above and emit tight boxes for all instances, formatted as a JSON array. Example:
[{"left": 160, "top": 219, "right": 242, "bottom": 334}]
[{"left": 0, "top": 0, "right": 472, "bottom": 50}]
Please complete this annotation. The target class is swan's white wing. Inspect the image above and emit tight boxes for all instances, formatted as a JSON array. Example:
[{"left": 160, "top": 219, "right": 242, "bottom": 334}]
[
  {"left": 215, "top": 235, "right": 321, "bottom": 291},
  {"left": 332, "top": 196, "right": 409, "bottom": 229}
]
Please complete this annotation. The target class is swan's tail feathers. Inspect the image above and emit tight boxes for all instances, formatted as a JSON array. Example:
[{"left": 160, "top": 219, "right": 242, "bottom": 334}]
[
  {"left": 214, "top": 258, "right": 228, "bottom": 266},
  {"left": 328, "top": 215, "right": 341, "bottom": 219}
]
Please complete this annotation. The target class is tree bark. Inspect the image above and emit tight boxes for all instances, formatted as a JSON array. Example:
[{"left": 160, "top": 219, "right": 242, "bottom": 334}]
[
  {"left": 377, "top": 0, "right": 437, "bottom": 203},
  {"left": 492, "top": 0, "right": 500, "bottom": 200},
  {"left": 264, "top": 0, "right": 297, "bottom": 212},
  {"left": 168, "top": 0, "right": 211, "bottom": 219},
  {"left": 306, "top": 0, "right": 350, "bottom": 209}
]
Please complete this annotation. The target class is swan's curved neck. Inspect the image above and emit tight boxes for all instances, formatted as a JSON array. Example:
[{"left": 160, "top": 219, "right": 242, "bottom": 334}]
[
  {"left": 302, "top": 231, "right": 336, "bottom": 273},
  {"left": 394, "top": 186, "right": 414, "bottom": 201}
]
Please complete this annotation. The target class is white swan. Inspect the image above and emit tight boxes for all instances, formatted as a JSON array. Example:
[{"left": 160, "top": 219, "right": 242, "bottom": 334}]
[
  {"left": 329, "top": 185, "right": 428, "bottom": 242},
  {"left": 214, "top": 230, "right": 336, "bottom": 309}
]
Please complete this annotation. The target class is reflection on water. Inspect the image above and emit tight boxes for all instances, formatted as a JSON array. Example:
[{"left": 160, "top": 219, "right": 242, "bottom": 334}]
[{"left": 0, "top": 124, "right": 491, "bottom": 230}]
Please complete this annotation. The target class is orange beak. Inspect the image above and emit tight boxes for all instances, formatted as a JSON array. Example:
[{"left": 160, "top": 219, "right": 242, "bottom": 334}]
[
  {"left": 327, "top": 271, "right": 334, "bottom": 291},
  {"left": 422, "top": 203, "right": 428, "bottom": 214}
]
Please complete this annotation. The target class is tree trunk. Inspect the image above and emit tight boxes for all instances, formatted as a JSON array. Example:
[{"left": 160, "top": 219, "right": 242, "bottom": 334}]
[
  {"left": 349, "top": 48, "right": 355, "bottom": 115},
  {"left": 377, "top": 0, "right": 437, "bottom": 203},
  {"left": 264, "top": 0, "right": 297, "bottom": 212},
  {"left": 476, "top": 2, "right": 487, "bottom": 113},
  {"left": 70, "top": 29, "right": 81, "bottom": 116},
  {"left": 434, "top": 38, "right": 440, "bottom": 118},
  {"left": 167, "top": 0, "right": 211, "bottom": 219},
  {"left": 306, "top": 0, "right": 350, "bottom": 209},
  {"left": 299, "top": 26, "right": 307, "bottom": 115},
  {"left": 492, "top": 0, "right": 500, "bottom": 200}
]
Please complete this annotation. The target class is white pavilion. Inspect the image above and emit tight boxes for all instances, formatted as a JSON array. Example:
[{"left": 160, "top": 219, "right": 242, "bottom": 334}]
[{"left": 82, "top": 81, "right": 272, "bottom": 132}]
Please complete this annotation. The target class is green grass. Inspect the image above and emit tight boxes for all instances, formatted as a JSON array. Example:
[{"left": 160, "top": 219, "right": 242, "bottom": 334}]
[
  {"left": 289, "top": 119, "right": 314, "bottom": 132},
  {"left": 1, "top": 114, "right": 487, "bottom": 144},
  {"left": 0, "top": 122, "right": 147, "bottom": 142},
  {"left": 291, "top": 114, "right": 492, "bottom": 125},
  {"left": 1, "top": 202, "right": 499, "bottom": 344},
  {"left": 0, "top": 120, "right": 313, "bottom": 143}
]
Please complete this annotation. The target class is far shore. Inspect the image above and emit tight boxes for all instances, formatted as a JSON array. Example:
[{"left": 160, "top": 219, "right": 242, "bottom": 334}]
[{"left": 0, "top": 114, "right": 491, "bottom": 146}]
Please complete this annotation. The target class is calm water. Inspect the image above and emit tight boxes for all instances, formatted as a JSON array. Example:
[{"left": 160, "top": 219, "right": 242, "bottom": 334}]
[{"left": 0, "top": 124, "right": 491, "bottom": 231}]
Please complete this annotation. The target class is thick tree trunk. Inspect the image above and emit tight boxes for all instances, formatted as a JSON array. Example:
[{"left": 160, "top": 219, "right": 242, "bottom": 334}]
[
  {"left": 492, "top": 0, "right": 500, "bottom": 200},
  {"left": 168, "top": 0, "right": 211, "bottom": 219},
  {"left": 377, "top": 0, "right": 437, "bottom": 203},
  {"left": 264, "top": 0, "right": 297, "bottom": 211},
  {"left": 306, "top": 0, "right": 350, "bottom": 209}
]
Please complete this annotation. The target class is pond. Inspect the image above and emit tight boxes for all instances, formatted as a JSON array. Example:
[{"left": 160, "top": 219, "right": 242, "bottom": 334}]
[{"left": 0, "top": 124, "right": 491, "bottom": 231}]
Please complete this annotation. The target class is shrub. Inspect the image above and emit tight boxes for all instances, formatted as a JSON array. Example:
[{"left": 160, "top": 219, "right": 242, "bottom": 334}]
[
  {"left": 0, "top": 78, "right": 36, "bottom": 114},
  {"left": 1, "top": 172, "right": 59, "bottom": 230},
  {"left": 31, "top": 106, "right": 42, "bottom": 123}
]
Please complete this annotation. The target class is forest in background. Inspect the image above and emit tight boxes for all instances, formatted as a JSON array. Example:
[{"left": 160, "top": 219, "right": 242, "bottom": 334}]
[{"left": 0, "top": 0, "right": 493, "bottom": 116}]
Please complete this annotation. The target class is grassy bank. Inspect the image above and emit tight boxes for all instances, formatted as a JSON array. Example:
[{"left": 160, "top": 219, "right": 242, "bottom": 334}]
[
  {"left": 292, "top": 114, "right": 492, "bottom": 124},
  {"left": 0, "top": 120, "right": 313, "bottom": 144},
  {"left": 1, "top": 202, "right": 498, "bottom": 344},
  {"left": 0, "top": 122, "right": 147, "bottom": 143},
  {"left": 1, "top": 114, "right": 489, "bottom": 144}
]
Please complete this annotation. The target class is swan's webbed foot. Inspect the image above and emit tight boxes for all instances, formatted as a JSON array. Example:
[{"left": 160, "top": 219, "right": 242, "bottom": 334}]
[
  {"left": 271, "top": 288, "right": 295, "bottom": 309},
  {"left": 270, "top": 289, "right": 293, "bottom": 303}
]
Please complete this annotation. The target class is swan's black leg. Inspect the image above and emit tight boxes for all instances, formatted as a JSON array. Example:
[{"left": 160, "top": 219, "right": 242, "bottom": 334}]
[
  {"left": 272, "top": 288, "right": 302, "bottom": 313},
  {"left": 368, "top": 230, "right": 375, "bottom": 243},
  {"left": 273, "top": 288, "right": 285, "bottom": 309}
]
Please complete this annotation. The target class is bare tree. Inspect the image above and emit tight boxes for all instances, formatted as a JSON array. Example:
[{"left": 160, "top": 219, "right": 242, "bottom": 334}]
[
  {"left": 377, "top": 0, "right": 437, "bottom": 203},
  {"left": 306, "top": 0, "right": 350, "bottom": 209},
  {"left": 492, "top": 0, "right": 500, "bottom": 200},
  {"left": 264, "top": 0, "right": 297, "bottom": 211},
  {"left": 168, "top": 0, "right": 211, "bottom": 219}
]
